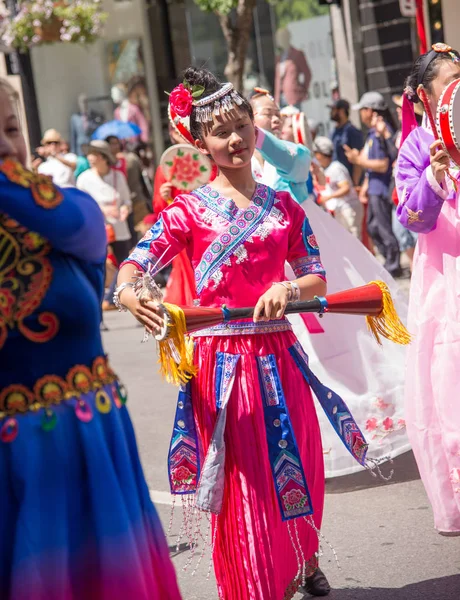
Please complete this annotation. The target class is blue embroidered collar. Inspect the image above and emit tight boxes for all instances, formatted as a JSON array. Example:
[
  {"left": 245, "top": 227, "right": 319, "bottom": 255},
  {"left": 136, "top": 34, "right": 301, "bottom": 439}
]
[{"left": 192, "top": 183, "right": 270, "bottom": 222}]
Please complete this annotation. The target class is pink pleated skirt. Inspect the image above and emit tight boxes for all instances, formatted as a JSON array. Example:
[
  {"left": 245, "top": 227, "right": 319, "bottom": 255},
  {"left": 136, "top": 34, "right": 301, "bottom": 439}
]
[
  {"left": 405, "top": 197, "right": 460, "bottom": 533},
  {"left": 191, "top": 330, "right": 325, "bottom": 600}
]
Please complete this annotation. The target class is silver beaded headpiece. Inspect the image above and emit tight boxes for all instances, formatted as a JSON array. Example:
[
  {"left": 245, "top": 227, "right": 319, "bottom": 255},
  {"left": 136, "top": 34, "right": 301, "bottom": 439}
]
[{"left": 193, "top": 83, "right": 244, "bottom": 123}]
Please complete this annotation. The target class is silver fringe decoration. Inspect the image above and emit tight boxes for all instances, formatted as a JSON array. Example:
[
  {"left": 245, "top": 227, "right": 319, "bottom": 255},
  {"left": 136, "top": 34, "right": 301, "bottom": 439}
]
[
  {"left": 133, "top": 268, "right": 164, "bottom": 343},
  {"left": 192, "top": 83, "right": 245, "bottom": 124},
  {"left": 304, "top": 515, "right": 341, "bottom": 570},
  {"left": 365, "top": 455, "right": 395, "bottom": 481}
]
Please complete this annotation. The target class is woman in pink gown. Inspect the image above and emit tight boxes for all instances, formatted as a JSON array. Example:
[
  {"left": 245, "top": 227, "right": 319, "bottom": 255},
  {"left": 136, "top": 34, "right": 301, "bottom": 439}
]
[
  {"left": 395, "top": 44, "right": 460, "bottom": 535},
  {"left": 116, "top": 68, "right": 370, "bottom": 599}
]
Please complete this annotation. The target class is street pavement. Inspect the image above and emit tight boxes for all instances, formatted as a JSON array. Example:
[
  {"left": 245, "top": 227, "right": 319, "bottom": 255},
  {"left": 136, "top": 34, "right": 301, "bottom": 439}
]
[{"left": 103, "top": 309, "right": 460, "bottom": 600}]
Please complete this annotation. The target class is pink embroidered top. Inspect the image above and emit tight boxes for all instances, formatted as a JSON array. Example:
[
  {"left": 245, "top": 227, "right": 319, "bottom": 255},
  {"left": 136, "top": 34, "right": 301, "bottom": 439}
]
[{"left": 122, "top": 183, "right": 326, "bottom": 308}]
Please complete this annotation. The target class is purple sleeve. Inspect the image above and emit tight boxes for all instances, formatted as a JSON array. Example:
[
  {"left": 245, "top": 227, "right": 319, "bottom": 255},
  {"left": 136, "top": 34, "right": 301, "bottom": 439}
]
[
  {"left": 395, "top": 129, "right": 450, "bottom": 233},
  {"left": 0, "top": 172, "right": 106, "bottom": 263}
]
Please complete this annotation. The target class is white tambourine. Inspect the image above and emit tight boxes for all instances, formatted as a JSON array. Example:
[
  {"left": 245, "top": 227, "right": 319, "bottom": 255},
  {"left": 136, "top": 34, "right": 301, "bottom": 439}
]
[
  {"left": 160, "top": 144, "right": 212, "bottom": 192},
  {"left": 437, "top": 78, "right": 460, "bottom": 167}
]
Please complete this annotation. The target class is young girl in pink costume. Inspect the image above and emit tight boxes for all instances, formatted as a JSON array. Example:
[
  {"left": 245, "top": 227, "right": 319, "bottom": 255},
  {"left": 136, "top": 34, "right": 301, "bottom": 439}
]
[
  {"left": 396, "top": 43, "right": 460, "bottom": 535},
  {"left": 116, "top": 67, "right": 371, "bottom": 599}
]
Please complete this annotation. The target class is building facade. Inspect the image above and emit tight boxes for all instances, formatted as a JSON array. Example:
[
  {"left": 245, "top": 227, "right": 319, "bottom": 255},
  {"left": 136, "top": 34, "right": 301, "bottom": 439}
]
[
  {"left": 3, "top": 0, "right": 339, "bottom": 159},
  {"left": 7, "top": 1, "right": 442, "bottom": 160},
  {"left": 331, "top": 0, "right": 417, "bottom": 121},
  {"left": 421, "top": 0, "right": 459, "bottom": 50}
]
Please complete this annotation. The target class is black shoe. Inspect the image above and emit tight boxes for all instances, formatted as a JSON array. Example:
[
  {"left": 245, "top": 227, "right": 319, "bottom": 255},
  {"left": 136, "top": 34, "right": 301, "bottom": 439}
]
[{"left": 302, "top": 567, "right": 331, "bottom": 597}]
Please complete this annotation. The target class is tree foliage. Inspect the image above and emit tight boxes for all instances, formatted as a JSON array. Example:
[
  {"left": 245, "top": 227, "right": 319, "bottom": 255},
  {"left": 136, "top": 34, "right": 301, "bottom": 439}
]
[
  {"left": 191, "top": 0, "right": 330, "bottom": 89},
  {"left": 192, "top": 0, "right": 257, "bottom": 89},
  {"left": 193, "top": 0, "right": 329, "bottom": 20},
  {"left": 270, "top": 0, "right": 329, "bottom": 28},
  {"left": 193, "top": 0, "right": 238, "bottom": 16}
]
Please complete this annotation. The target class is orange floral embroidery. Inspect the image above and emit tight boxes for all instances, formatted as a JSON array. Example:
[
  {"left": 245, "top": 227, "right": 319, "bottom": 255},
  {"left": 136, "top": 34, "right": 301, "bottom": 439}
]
[
  {"left": 0, "top": 158, "right": 63, "bottom": 209},
  {"left": 92, "top": 356, "right": 116, "bottom": 385},
  {"left": 66, "top": 365, "right": 93, "bottom": 395},
  {"left": 0, "top": 385, "right": 34, "bottom": 414},
  {"left": 0, "top": 357, "right": 119, "bottom": 415},
  {"left": 0, "top": 159, "right": 34, "bottom": 187},
  {"left": 34, "top": 375, "right": 69, "bottom": 405},
  {"left": 31, "top": 178, "right": 63, "bottom": 209},
  {"left": 0, "top": 216, "right": 59, "bottom": 349}
]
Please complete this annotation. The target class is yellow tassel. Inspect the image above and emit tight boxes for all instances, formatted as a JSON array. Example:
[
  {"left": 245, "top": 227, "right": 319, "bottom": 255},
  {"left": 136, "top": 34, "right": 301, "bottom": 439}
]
[
  {"left": 157, "top": 303, "right": 197, "bottom": 386},
  {"left": 365, "top": 281, "right": 411, "bottom": 346}
]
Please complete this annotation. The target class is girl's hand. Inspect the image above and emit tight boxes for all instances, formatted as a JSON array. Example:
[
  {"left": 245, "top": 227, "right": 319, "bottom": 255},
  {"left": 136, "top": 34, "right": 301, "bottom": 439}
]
[
  {"left": 160, "top": 182, "right": 173, "bottom": 200},
  {"left": 253, "top": 283, "right": 290, "bottom": 322},
  {"left": 119, "top": 287, "right": 165, "bottom": 335},
  {"left": 430, "top": 139, "right": 450, "bottom": 184},
  {"left": 120, "top": 205, "right": 129, "bottom": 222}
]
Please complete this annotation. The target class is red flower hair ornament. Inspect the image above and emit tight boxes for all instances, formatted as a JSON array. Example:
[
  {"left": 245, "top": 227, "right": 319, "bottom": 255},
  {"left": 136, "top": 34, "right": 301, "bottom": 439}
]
[
  {"left": 168, "top": 81, "right": 205, "bottom": 118},
  {"left": 167, "top": 80, "right": 243, "bottom": 125},
  {"left": 169, "top": 84, "right": 193, "bottom": 118}
]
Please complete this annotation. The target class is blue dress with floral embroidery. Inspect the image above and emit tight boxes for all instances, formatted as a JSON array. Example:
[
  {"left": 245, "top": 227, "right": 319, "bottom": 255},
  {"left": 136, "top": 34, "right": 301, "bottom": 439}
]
[{"left": 0, "top": 160, "right": 181, "bottom": 600}]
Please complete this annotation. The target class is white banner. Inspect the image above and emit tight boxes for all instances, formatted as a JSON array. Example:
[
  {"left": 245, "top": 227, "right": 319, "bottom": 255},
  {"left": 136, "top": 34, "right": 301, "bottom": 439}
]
[{"left": 287, "top": 15, "right": 335, "bottom": 137}]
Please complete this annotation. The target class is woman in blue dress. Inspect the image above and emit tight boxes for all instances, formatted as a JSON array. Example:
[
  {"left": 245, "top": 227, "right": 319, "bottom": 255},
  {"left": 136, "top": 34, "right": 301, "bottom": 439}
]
[{"left": 0, "top": 78, "right": 181, "bottom": 600}]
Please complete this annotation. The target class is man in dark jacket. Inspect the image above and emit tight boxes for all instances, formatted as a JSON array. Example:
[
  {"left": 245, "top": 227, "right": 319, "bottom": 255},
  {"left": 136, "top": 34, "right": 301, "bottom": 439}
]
[
  {"left": 330, "top": 98, "right": 364, "bottom": 185},
  {"left": 344, "top": 91, "right": 401, "bottom": 277}
]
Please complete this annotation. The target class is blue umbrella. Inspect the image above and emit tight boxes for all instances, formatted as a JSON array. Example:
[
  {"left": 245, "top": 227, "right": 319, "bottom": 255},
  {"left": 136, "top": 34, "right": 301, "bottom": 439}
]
[{"left": 92, "top": 120, "right": 142, "bottom": 141}]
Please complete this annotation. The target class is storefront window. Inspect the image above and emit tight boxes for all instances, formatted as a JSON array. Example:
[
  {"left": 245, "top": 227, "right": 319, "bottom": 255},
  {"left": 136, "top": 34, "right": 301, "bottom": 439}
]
[
  {"left": 184, "top": 0, "right": 334, "bottom": 136},
  {"left": 184, "top": 0, "right": 274, "bottom": 96},
  {"left": 271, "top": 1, "right": 334, "bottom": 136},
  {"left": 107, "top": 38, "right": 151, "bottom": 145}
]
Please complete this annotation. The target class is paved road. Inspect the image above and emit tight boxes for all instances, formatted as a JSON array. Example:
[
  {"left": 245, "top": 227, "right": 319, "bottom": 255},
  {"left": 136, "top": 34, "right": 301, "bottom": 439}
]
[{"left": 103, "top": 310, "right": 460, "bottom": 600}]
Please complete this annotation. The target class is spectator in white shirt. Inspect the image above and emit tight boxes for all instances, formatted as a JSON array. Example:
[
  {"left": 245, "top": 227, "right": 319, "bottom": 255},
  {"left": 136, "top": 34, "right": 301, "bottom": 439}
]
[
  {"left": 313, "top": 136, "right": 363, "bottom": 239},
  {"left": 77, "top": 140, "right": 132, "bottom": 264},
  {"left": 77, "top": 140, "right": 133, "bottom": 310},
  {"left": 37, "top": 129, "right": 77, "bottom": 186}
]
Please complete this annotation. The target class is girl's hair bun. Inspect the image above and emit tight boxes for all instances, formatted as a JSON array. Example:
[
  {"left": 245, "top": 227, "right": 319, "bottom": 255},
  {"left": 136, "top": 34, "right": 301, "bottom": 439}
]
[{"left": 183, "top": 67, "right": 220, "bottom": 95}]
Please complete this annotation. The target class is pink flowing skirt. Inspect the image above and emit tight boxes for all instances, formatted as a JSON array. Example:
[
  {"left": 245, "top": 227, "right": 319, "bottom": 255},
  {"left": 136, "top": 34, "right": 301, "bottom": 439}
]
[
  {"left": 192, "top": 330, "right": 324, "bottom": 600},
  {"left": 406, "top": 198, "right": 460, "bottom": 533}
]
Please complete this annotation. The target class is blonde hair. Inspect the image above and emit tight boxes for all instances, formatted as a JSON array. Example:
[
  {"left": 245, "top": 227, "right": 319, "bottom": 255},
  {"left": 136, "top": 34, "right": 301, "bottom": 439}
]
[
  {"left": 0, "top": 77, "right": 19, "bottom": 101},
  {"left": 0, "top": 77, "right": 21, "bottom": 118}
]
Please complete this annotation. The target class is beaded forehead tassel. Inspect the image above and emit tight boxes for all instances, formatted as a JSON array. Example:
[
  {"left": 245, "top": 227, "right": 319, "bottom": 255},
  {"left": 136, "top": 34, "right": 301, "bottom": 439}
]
[
  {"left": 193, "top": 83, "right": 244, "bottom": 123},
  {"left": 169, "top": 80, "right": 244, "bottom": 126}
]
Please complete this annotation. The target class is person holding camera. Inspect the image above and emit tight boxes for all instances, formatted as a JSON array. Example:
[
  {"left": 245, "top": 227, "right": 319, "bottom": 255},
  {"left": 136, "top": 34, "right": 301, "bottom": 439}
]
[
  {"left": 344, "top": 92, "right": 401, "bottom": 277},
  {"left": 36, "top": 129, "right": 77, "bottom": 187}
]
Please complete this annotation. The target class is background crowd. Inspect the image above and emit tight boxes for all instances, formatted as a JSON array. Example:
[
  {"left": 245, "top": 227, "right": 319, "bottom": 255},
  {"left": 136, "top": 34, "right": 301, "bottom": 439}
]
[{"left": 28, "top": 80, "right": 417, "bottom": 310}]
